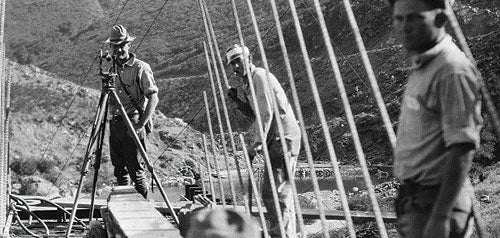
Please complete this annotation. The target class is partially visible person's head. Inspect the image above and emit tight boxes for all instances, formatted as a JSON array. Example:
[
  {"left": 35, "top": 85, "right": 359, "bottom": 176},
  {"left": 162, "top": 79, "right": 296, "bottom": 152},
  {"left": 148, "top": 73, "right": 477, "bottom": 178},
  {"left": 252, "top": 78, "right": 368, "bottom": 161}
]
[
  {"left": 391, "top": 0, "right": 449, "bottom": 53},
  {"left": 186, "top": 208, "right": 260, "bottom": 238},
  {"left": 105, "top": 24, "right": 135, "bottom": 60},
  {"left": 389, "top": 0, "right": 448, "bottom": 9},
  {"left": 226, "top": 44, "right": 251, "bottom": 78}
]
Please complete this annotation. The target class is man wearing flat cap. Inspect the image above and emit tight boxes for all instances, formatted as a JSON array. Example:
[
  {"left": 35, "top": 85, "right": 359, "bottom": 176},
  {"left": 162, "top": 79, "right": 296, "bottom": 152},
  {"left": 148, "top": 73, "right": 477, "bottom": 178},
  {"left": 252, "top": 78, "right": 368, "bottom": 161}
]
[
  {"left": 225, "top": 44, "right": 301, "bottom": 238},
  {"left": 106, "top": 24, "right": 159, "bottom": 199}
]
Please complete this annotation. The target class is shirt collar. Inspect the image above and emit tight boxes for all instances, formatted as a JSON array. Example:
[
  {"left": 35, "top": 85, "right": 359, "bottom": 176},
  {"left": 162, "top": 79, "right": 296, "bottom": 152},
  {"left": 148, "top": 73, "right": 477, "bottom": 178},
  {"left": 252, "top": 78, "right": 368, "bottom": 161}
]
[
  {"left": 120, "top": 53, "right": 136, "bottom": 67},
  {"left": 410, "top": 35, "right": 452, "bottom": 69}
]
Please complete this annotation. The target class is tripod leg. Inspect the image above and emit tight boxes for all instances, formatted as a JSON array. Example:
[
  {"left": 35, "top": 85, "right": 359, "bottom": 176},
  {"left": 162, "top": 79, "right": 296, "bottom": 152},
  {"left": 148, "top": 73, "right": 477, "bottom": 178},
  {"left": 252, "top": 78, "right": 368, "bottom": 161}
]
[
  {"left": 89, "top": 99, "right": 109, "bottom": 221},
  {"left": 66, "top": 91, "right": 110, "bottom": 237},
  {"left": 109, "top": 90, "right": 180, "bottom": 226}
]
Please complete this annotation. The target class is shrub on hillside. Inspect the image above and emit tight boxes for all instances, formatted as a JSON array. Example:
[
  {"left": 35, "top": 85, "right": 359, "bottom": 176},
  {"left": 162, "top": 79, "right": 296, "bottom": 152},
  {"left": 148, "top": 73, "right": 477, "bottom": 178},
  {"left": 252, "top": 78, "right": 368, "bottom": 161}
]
[{"left": 10, "top": 158, "right": 37, "bottom": 176}]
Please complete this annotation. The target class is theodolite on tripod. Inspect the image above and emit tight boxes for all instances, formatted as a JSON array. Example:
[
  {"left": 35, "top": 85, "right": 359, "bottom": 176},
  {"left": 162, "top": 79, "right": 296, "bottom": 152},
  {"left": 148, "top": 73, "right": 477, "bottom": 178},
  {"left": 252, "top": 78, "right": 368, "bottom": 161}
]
[{"left": 65, "top": 49, "right": 179, "bottom": 237}]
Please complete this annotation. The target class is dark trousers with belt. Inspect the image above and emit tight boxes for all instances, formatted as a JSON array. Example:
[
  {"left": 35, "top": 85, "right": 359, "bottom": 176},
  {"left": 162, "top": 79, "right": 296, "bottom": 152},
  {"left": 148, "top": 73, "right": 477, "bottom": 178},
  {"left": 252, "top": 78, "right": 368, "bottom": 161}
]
[
  {"left": 109, "top": 114, "right": 148, "bottom": 199},
  {"left": 395, "top": 180, "right": 474, "bottom": 238}
]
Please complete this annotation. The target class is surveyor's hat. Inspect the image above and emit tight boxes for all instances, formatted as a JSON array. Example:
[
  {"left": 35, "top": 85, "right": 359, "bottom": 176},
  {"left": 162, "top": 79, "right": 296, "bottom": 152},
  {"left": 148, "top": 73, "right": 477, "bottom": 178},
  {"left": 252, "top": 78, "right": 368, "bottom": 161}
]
[
  {"left": 225, "top": 44, "right": 250, "bottom": 65},
  {"left": 105, "top": 24, "right": 136, "bottom": 45}
]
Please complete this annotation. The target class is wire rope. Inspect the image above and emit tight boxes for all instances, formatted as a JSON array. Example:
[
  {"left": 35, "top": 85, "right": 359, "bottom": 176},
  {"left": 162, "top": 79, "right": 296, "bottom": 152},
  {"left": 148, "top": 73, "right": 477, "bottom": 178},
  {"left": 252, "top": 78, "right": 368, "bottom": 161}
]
[
  {"left": 33, "top": 0, "right": 131, "bottom": 179},
  {"left": 134, "top": 0, "right": 171, "bottom": 52}
]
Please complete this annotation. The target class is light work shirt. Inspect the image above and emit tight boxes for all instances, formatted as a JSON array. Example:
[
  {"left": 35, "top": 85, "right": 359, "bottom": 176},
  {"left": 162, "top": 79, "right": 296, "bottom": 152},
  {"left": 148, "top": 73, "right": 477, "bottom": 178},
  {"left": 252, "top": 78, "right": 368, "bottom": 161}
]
[
  {"left": 394, "top": 35, "right": 483, "bottom": 186},
  {"left": 242, "top": 65, "right": 301, "bottom": 155},
  {"left": 110, "top": 53, "right": 159, "bottom": 115}
]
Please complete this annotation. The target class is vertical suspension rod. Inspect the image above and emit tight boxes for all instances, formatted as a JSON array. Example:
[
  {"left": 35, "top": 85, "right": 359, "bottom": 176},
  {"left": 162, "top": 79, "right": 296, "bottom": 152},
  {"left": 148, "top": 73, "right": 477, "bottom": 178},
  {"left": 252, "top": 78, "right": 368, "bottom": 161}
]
[
  {"left": 265, "top": 0, "right": 340, "bottom": 235},
  {"left": 197, "top": 148, "right": 207, "bottom": 197},
  {"left": 341, "top": 0, "right": 396, "bottom": 150},
  {"left": 202, "top": 134, "right": 217, "bottom": 204},
  {"left": 200, "top": 0, "right": 248, "bottom": 210},
  {"left": 314, "top": 0, "right": 390, "bottom": 236},
  {"left": 284, "top": 0, "right": 358, "bottom": 236},
  {"left": 265, "top": 0, "right": 331, "bottom": 236},
  {"left": 239, "top": 134, "right": 269, "bottom": 237},
  {"left": 239, "top": 0, "right": 292, "bottom": 236},
  {"left": 445, "top": 1, "right": 500, "bottom": 138},
  {"left": 202, "top": 40, "right": 237, "bottom": 207},
  {"left": 203, "top": 91, "right": 226, "bottom": 206}
]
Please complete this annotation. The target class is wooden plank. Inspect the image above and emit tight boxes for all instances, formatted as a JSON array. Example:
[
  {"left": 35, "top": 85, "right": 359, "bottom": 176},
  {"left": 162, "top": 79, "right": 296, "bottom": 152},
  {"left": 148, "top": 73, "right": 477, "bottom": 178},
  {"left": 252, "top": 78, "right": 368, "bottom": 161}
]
[
  {"left": 105, "top": 186, "right": 182, "bottom": 238},
  {"left": 300, "top": 209, "right": 397, "bottom": 223},
  {"left": 111, "top": 218, "right": 176, "bottom": 230},
  {"left": 122, "top": 229, "right": 181, "bottom": 238},
  {"left": 179, "top": 205, "right": 397, "bottom": 223}
]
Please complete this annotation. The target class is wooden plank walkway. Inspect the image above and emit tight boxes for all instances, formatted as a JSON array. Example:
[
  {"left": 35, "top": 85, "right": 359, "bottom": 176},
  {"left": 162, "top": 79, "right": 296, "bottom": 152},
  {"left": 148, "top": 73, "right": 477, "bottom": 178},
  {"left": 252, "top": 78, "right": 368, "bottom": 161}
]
[
  {"left": 102, "top": 186, "right": 182, "bottom": 238},
  {"left": 156, "top": 205, "right": 397, "bottom": 223}
]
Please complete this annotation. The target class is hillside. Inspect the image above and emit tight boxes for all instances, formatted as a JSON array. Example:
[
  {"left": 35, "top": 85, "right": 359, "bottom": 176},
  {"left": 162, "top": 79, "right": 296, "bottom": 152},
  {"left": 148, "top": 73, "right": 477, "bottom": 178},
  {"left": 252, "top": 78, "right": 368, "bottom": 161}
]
[
  {"left": 3, "top": 0, "right": 500, "bottom": 235},
  {"left": 5, "top": 0, "right": 499, "bottom": 181},
  {"left": 8, "top": 61, "right": 212, "bottom": 196}
]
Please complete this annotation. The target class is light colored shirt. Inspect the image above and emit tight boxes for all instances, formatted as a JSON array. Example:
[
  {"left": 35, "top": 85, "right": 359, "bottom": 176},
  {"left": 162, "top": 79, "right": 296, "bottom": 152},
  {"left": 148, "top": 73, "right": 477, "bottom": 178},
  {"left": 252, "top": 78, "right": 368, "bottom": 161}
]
[
  {"left": 242, "top": 65, "right": 301, "bottom": 155},
  {"left": 394, "top": 35, "right": 483, "bottom": 186},
  {"left": 110, "top": 53, "right": 159, "bottom": 115}
]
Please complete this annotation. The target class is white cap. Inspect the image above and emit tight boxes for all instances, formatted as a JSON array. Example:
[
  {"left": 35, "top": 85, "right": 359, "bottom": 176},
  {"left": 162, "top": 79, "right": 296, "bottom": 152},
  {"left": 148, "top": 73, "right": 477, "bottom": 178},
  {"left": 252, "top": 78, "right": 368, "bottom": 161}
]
[{"left": 225, "top": 44, "right": 249, "bottom": 65}]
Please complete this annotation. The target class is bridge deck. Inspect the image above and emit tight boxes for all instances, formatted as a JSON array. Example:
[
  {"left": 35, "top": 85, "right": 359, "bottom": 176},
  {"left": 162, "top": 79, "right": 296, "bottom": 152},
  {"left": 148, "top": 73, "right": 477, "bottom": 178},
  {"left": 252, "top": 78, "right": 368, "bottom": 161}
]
[{"left": 102, "top": 186, "right": 182, "bottom": 238}]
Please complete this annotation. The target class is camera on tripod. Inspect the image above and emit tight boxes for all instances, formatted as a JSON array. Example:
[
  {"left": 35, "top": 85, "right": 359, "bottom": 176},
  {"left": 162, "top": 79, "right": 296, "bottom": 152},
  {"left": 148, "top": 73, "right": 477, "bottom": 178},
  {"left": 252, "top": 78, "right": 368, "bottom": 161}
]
[{"left": 99, "top": 49, "right": 118, "bottom": 88}]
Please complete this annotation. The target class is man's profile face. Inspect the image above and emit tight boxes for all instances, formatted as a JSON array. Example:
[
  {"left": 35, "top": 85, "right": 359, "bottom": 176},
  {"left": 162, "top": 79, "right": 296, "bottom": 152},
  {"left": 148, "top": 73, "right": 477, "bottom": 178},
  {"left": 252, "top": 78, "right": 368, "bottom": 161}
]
[
  {"left": 229, "top": 56, "right": 247, "bottom": 78},
  {"left": 110, "top": 42, "right": 131, "bottom": 60},
  {"left": 392, "top": 0, "right": 443, "bottom": 52}
]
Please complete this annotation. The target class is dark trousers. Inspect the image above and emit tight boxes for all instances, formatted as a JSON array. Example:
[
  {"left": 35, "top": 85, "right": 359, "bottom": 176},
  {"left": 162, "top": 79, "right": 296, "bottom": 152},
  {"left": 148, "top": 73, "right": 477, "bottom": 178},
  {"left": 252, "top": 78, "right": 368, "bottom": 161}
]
[
  {"left": 395, "top": 181, "right": 474, "bottom": 238},
  {"left": 109, "top": 114, "right": 148, "bottom": 199}
]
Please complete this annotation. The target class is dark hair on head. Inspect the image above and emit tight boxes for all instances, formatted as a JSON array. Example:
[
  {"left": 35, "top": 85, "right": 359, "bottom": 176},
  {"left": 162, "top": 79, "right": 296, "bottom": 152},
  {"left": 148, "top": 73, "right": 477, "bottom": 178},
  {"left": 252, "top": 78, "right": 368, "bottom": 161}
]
[{"left": 388, "top": 0, "right": 446, "bottom": 9}]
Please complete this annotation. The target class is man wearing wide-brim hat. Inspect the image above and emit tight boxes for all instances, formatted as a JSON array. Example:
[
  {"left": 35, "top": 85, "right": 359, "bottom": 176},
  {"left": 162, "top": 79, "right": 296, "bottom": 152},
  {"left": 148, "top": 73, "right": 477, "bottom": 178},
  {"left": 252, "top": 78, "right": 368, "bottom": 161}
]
[{"left": 106, "top": 24, "right": 159, "bottom": 199}]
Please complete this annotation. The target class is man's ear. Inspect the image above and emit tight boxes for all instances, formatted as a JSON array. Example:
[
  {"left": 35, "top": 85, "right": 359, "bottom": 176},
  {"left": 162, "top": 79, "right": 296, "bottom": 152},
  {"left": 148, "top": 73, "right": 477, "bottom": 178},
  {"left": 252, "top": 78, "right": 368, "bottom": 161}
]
[{"left": 435, "top": 11, "right": 449, "bottom": 28}]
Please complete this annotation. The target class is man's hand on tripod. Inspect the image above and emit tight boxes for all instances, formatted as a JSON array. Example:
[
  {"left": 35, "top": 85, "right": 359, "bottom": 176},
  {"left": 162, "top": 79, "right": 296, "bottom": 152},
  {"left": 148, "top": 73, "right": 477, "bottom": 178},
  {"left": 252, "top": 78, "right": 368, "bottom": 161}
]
[
  {"left": 128, "top": 123, "right": 145, "bottom": 137},
  {"left": 248, "top": 142, "right": 262, "bottom": 163}
]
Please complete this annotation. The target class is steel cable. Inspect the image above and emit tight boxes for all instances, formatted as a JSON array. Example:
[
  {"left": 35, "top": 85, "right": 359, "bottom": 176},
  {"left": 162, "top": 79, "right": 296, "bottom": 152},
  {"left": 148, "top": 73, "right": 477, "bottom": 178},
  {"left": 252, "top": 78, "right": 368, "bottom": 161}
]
[{"left": 33, "top": 0, "right": 132, "bottom": 184}]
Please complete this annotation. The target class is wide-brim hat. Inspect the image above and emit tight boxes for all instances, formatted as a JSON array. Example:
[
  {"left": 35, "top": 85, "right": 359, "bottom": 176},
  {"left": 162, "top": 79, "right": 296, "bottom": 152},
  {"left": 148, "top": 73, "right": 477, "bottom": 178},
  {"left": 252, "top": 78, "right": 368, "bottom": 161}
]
[{"left": 105, "top": 24, "right": 136, "bottom": 45}]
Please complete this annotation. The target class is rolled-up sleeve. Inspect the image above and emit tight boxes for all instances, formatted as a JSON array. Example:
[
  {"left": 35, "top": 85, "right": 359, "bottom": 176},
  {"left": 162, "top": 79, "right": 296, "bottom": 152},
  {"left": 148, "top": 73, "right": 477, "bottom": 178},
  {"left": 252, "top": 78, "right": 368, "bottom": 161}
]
[
  {"left": 139, "top": 63, "right": 158, "bottom": 97},
  {"left": 439, "top": 72, "right": 482, "bottom": 148},
  {"left": 252, "top": 71, "right": 273, "bottom": 144}
]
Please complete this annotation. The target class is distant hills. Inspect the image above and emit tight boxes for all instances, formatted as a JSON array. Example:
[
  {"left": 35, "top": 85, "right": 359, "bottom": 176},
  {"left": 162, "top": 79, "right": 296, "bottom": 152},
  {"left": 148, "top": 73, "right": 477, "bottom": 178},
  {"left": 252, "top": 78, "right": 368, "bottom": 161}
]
[{"left": 4, "top": 0, "right": 500, "bottom": 180}]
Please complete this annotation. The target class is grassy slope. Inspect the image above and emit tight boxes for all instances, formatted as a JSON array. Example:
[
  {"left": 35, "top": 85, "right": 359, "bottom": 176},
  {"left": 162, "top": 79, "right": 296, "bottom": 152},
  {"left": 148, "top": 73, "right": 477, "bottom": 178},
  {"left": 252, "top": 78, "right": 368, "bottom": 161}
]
[
  {"left": 8, "top": 61, "right": 211, "bottom": 195},
  {"left": 4, "top": 0, "right": 500, "bottom": 234}
]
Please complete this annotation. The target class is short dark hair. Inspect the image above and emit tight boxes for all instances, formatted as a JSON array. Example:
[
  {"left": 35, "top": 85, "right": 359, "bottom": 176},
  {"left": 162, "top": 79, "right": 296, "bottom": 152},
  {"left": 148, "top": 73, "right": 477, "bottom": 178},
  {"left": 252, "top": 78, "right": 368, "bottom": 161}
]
[{"left": 388, "top": 0, "right": 446, "bottom": 9}]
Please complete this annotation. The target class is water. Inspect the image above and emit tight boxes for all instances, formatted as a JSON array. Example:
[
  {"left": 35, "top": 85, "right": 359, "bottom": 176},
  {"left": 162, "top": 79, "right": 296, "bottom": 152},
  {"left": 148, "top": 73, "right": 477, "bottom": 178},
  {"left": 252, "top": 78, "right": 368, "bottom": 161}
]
[{"left": 153, "top": 170, "right": 386, "bottom": 202}]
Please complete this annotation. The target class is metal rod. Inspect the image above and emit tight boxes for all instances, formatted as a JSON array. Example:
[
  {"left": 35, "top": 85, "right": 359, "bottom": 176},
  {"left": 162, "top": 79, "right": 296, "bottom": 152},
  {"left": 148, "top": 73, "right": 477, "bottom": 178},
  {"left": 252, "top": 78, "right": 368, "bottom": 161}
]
[
  {"left": 239, "top": 134, "right": 269, "bottom": 238},
  {"left": 203, "top": 91, "right": 226, "bottom": 206},
  {"left": 341, "top": 0, "right": 396, "bottom": 150},
  {"left": 263, "top": 0, "right": 334, "bottom": 235},
  {"left": 318, "top": 0, "right": 389, "bottom": 236},
  {"left": 283, "top": 0, "right": 359, "bottom": 236},
  {"left": 240, "top": 0, "right": 289, "bottom": 236},
  {"left": 201, "top": 0, "right": 248, "bottom": 211},
  {"left": 262, "top": 0, "right": 313, "bottom": 236},
  {"left": 199, "top": 17, "right": 237, "bottom": 205},
  {"left": 196, "top": 150, "right": 207, "bottom": 197},
  {"left": 200, "top": 0, "right": 230, "bottom": 90},
  {"left": 202, "top": 134, "right": 216, "bottom": 204},
  {"left": 445, "top": 1, "right": 500, "bottom": 138}
]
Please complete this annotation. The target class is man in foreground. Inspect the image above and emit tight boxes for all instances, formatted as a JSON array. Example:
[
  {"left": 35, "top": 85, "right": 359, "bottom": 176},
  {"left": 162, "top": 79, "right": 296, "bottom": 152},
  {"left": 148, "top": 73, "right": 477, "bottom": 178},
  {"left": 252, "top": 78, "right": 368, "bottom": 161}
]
[
  {"left": 391, "top": 0, "right": 483, "bottom": 237},
  {"left": 226, "top": 44, "right": 301, "bottom": 237},
  {"left": 105, "top": 24, "right": 159, "bottom": 199}
]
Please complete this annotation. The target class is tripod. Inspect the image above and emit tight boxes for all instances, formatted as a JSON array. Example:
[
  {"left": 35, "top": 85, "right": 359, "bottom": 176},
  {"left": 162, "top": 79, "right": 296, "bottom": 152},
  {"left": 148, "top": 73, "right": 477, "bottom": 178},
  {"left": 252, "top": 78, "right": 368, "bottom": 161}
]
[{"left": 65, "top": 51, "right": 179, "bottom": 237}]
